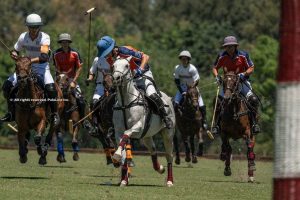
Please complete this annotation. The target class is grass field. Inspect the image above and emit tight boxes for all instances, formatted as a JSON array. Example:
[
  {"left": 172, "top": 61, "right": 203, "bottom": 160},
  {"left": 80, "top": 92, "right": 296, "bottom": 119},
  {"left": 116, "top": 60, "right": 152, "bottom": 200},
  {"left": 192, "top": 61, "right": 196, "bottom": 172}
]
[{"left": 0, "top": 149, "right": 272, "bottom": 200}]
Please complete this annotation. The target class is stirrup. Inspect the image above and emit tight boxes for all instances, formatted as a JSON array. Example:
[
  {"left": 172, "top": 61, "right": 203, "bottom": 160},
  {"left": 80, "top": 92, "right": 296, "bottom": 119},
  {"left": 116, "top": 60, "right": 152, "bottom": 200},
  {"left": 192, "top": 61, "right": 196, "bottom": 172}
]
[
  {"left": 252, "top": 124, "right": 261, "bottom": 134},
  {"left": 0, "top": 112, "right": 13, "bottom": 122},
  {"left": 211, "top": 126, "right": 219, "bottom": 135},
  {"left": 202, "top": 120, "right": 208, "bottom": 130}
]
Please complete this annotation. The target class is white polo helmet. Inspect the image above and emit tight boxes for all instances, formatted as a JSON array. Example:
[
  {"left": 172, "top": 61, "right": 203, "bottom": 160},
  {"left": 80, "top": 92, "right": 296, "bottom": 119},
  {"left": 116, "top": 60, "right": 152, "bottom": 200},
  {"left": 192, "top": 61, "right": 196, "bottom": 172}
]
[
  {"left": 25, "top": 13, "right": 43, "bottom": 26},
  {"left": 58, "top": 33, "right": 72, "bottom": 43},
  {"left": 178, "top": 50, "right": 192, "bottom": 59}
]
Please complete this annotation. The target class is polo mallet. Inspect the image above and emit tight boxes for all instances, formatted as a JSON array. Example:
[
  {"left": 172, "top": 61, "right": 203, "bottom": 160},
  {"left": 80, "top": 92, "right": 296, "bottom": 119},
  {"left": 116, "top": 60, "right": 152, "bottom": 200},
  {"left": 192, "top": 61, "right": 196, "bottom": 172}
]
[
  {"left": 84, "top": 7, "right": 96, "bottom": 81},
  {"left": 68, "top": 99, "right": 103, "bottom": 134},
  {"left": 0, "top": 39, "right": 11, "bottom": 52},
  {"left": 206, "top": 86, "right": 220, "bottom": 140},
  {"left": 7, "top": 123, "right": 18, "bottom": 133}
]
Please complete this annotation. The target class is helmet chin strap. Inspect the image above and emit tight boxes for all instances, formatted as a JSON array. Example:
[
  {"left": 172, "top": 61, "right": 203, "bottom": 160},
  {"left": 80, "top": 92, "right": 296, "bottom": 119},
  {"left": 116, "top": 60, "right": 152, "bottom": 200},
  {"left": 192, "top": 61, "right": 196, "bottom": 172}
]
[{"left": 28, "top": 30, "right": 39, "bottom": 40}]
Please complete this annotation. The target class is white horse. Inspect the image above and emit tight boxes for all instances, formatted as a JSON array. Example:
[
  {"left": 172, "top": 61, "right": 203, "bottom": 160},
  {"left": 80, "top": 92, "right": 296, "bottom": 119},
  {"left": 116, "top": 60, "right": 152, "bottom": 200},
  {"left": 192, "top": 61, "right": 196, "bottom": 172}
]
[{"left": 111, "top": 57, "right": 175, "bottom": 187}]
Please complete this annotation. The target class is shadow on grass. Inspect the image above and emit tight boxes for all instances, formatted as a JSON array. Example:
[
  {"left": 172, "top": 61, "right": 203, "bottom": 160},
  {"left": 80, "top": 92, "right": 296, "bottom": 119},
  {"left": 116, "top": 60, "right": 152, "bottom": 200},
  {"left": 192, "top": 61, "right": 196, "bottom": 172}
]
[
  {"left": 98, "top": 183, "right": 164, "bottom": 187},
  {"left": 88, "top": 175, "right": 119, "bottom": 178},
  {"left": 1, "top": 176, "right": 49, "bottom": 180},
  {"left": 204, "top": 180, "right": 262, "bottom": 184},
  {"left": 173, "top": 165, "right": 195, "bottom": 168},
  {"left": 79, "top": 182, "right": 164, "bottom": 187},
  {"left": 41, "top": 165, "right": 74, "bottom": 168}
]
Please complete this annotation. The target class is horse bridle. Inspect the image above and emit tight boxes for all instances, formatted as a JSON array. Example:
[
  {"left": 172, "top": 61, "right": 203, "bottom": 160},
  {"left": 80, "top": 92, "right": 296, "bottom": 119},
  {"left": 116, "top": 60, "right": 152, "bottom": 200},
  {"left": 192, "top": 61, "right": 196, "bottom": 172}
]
[
  {"left": 112, "top": 58, "right": 133, "bottom": 85},
  {"left": 224, "top": 74, "right": 240, "bottom": 99}
]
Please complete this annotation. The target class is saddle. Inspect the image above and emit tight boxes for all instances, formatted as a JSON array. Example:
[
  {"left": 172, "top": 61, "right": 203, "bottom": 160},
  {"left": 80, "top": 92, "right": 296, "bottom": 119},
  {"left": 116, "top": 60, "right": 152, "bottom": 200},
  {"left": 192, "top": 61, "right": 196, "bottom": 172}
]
[{"left": 113, "top": 87, "right": 159, "bottom": 138}]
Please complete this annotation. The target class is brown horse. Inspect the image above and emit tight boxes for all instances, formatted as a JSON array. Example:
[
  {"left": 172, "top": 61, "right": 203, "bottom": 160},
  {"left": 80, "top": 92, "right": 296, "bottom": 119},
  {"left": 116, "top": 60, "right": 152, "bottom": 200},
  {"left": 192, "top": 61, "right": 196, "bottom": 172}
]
[
  {"left": 55, "top": 73, "right": 81, "bottom": 162},
  {"left": 14, "top": 57, "right": 63, "bottom": 165},
  {"left": 216, "top": 71, "right": 256, "bottom": 182},
  {"left": 174, "top": 84, "right": 203, "bottom": 165},
  {"left": 91, "top": 73, "right": 118, "bottom": 165}
]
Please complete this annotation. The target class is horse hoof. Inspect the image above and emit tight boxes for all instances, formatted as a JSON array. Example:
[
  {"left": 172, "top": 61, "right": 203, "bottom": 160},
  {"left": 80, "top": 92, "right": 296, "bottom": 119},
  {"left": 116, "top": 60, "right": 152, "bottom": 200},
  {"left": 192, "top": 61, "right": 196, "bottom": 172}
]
[
  {"left": 166, "top": 181, "right": 174, "bottom": 187},
  {"left": 224, "top": 168, "right": 232, "bottom": 176},
  {"left": 106, "top": 156, "right": 113, "bottom": 165},
  {"left": 73, "top": 152, "right": 79, "bottom": 161},
  {"left": 175, "top": 157, "right": 180, "bottom": 165},
  {"left": 39, "top": 156, "right": 47, "bottom": 165},
  {"left": 192, "top": 156, "right": 198, "bottom": 163},
  {"left": 120, "top": 180, "right": 128, "bottom": 187},
  {"left": 112, "top": 153, "right": 122, "bottom": 163},
  {"left": 157, "top": 165, "right": 165, "bottom": 174},
  {"left": 19, "top": 155, "right": 28, "bottom": 164},
  {"left": 185, "top": 156, "right": 191, "bottom": 162},
  {"left": 57, "top": 154, "right": 66, "bottom": 163},
  {"left": 113, "top": 162, "right": 121, "bottom": 168},
  {"left": 248, "top": 176, "right": 255, "bottom": 183}
]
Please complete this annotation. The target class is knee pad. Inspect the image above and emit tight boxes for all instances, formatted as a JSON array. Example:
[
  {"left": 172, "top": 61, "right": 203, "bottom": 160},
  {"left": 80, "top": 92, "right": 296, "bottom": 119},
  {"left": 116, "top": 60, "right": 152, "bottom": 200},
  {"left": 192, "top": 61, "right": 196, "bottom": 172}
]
[{"left": 248, "top": 95, "right": 259, "bottom": 108}]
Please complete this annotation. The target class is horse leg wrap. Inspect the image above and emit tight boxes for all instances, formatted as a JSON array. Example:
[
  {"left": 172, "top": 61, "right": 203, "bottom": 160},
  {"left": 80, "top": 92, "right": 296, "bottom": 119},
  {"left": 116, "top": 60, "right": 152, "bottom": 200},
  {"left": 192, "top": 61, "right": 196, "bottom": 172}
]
[
  {"left": 121, "top": 163, "right": 129, "bottom": 185},
  {"left": 167, "top": 163, "right": 173, "bottom": 183},
  {"left": 41, "top": 144, "right": 48, "bottom": 157},
  {"left": 57, "top": 132, "right": 64, "bottom": 156},
  {"left": 72, "top": 142, "right": 80, "bottom": 152},
  {"left": 119, "top": 135, "right": 129, "bottom": 149},
  {"left": 247, "top": 151, "right": 255, "bottom": 160},
  {"left": 247, "top": 142, "right": 255, "bottom": 160},
  {"left": 34, "top": 135, "right": 42, "bottom": 146},
  {"left": 126, "top": 144, "right": 133, "bottom": 159},
  {"left": 151, "top": 154, "right": 160, "bottom": 171}
]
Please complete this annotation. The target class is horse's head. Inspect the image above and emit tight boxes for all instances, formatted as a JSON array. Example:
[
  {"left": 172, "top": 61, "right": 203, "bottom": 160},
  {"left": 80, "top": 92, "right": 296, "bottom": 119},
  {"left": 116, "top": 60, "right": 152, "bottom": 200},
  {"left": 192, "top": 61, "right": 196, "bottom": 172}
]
[
  {"left": 103, "top": 72, "right": 114, "bottom": 91},
  {"left": 185, "top": 84, "right": 199, "bottom": 109},
  {"left": 15, "top": 57, "right": 32, "bottom": 83},
  {"left": 56, "top": 73, "right": 69, "bottom": 87},
  {"left": 112, "top": 57, "right": 132, "bottom": 86},
  {"left": 56, "top": 73, "right": 70, "bottom": 96},
  {"left": 223, "top": 70, "right": 240, "bottom": 100}
]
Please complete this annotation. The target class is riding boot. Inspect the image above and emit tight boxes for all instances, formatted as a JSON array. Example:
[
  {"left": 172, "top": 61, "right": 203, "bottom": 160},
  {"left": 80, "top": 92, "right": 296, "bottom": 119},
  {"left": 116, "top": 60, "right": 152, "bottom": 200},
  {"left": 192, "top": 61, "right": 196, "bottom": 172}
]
[
  {"left": 149, "top": 93, "right": 173, "bottom": 129},
  {"left": 90, "top": 99, "right": 98, "bottom": 124},
  {"left": 199, "top": 105, "right": 208, "bottom": 130},
  {"left": 77, "top": 97, "right": 96, "bottom": 135},
  {"left": 45, "top": 83, "right": 60, "bottom": 127},
  {"left": 248, "top": 95, "right": 261, "bottom": 134},
  {"left": 0, "top": 80, "right": 15, "bottom": 122},
  {"left": 174, "top": 102, "right": 179, "bottom": 113}
]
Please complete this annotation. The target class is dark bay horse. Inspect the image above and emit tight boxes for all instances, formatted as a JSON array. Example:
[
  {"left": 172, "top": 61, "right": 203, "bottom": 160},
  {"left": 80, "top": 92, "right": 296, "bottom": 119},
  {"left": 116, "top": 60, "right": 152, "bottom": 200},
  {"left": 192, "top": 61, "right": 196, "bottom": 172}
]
[
  {"left": 216, "top": 71, "right": 256, "bottom": 182},
  {"left": 174, "top": 84, "right": 202, "bottom": 165},
  {"left": 14, "top": 57, "right": 63, "bottom": 165},
  {"left": 55, "top": 73, "right": 81, "bottom": 162},
  {"left": 92, "top": 73, "right": 135, "bottom": 174}
]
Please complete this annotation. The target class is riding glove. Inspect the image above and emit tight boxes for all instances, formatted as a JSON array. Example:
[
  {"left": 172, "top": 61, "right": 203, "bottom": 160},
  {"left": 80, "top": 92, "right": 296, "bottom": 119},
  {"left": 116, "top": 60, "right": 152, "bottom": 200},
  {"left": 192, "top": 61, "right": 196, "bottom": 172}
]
[
  {"left": 238, "top": 73, "right": 246, "bottom": 81},
  {"left": 215, "top": 75, "right": 222, "bottom": 85},
  {"left": 134, "top": 68, "right": 143, "bottom": 77}
]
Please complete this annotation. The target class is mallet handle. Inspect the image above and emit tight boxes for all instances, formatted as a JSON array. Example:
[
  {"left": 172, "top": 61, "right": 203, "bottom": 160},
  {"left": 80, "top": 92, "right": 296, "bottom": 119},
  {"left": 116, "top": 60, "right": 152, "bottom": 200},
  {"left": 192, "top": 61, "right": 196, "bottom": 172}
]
[{"left": 210, "top": 86, "right": 220, "bottom": 131}]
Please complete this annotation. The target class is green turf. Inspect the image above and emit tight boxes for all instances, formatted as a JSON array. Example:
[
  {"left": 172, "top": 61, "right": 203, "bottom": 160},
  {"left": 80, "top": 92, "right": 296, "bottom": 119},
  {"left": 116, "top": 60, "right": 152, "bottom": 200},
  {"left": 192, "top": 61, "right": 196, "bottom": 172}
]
[{"left": 0, "top": 149, "right": 272, "bottom": 200}]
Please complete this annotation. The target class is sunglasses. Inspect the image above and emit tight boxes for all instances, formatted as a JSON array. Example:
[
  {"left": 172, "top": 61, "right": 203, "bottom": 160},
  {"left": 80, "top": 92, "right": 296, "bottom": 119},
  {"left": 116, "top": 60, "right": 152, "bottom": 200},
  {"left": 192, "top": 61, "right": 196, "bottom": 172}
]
[{"left": 28, "top": 26, "right": 40, "bottom": 29}]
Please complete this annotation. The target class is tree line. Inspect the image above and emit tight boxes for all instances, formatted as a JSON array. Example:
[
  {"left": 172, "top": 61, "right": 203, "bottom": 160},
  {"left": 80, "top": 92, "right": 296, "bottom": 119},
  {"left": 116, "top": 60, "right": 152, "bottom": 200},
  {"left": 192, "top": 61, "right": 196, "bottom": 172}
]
[{"left": 0, "top": 0, "right": 279, "bottom": 155}]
